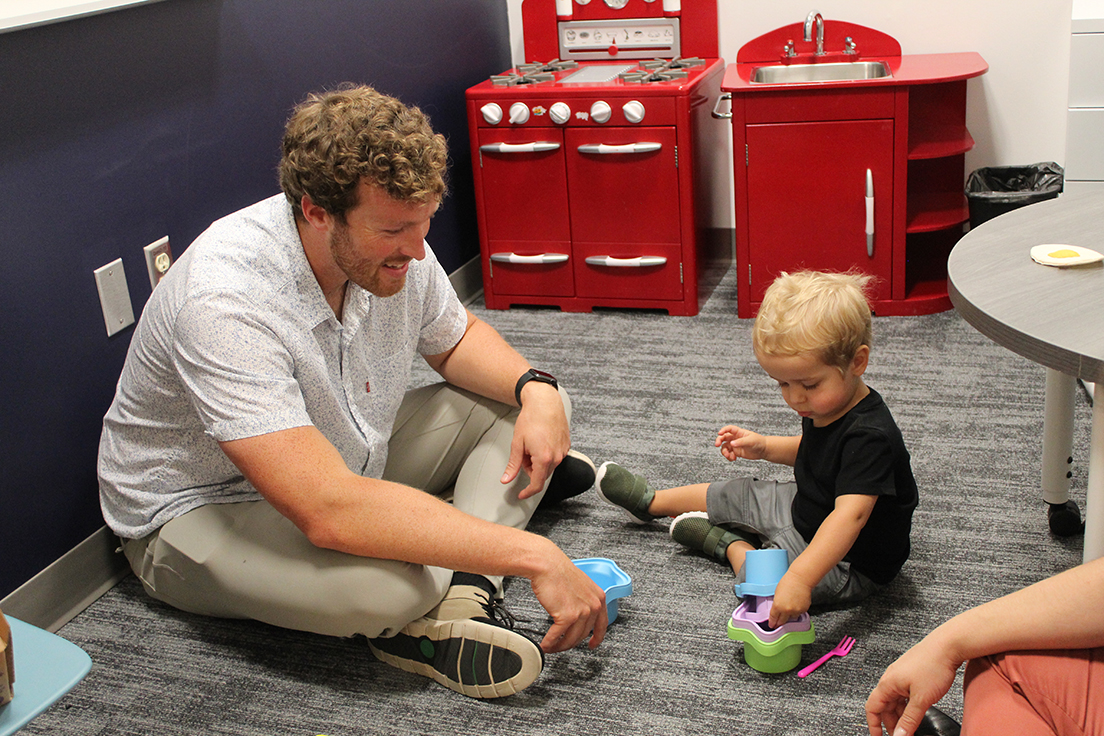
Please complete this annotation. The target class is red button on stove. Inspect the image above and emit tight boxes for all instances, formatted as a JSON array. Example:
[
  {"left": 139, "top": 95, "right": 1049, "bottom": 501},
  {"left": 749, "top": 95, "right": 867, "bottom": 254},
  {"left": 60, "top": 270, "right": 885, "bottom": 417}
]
[{"left": 609, "top": 44, "right": 619, "bottom": 56}]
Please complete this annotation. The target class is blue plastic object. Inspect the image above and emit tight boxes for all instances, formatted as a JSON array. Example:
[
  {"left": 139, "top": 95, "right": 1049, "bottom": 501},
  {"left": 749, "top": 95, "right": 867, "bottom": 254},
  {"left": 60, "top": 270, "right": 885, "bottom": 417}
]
[
  {"left": 0, "top": 617, "right": 92, "bottom": 736},
  {"left": 573, "top": 558, "right": 632, "bottom": 623},
  {"left": 733, "top": 548, "right": 790, "bottom": 598}
]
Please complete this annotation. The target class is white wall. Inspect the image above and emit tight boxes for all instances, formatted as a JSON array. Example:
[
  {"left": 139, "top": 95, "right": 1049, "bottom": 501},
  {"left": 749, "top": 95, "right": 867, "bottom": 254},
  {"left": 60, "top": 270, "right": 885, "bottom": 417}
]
[{"left": 506, "top": 1, "right": 1074, "bottom": 227}]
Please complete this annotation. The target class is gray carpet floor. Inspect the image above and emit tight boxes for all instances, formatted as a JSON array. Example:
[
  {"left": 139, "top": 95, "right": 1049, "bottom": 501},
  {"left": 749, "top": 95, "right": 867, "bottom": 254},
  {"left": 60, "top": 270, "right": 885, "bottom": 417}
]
[{"left": 27, "top": 268, "right": 1089, "bottom": 735}]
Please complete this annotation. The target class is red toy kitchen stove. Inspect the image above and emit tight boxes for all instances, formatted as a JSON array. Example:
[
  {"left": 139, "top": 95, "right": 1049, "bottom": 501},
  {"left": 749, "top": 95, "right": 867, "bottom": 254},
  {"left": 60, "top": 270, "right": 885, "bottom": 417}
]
[{"left": 465, "top": 0, "right": 728, "bottom": 316}]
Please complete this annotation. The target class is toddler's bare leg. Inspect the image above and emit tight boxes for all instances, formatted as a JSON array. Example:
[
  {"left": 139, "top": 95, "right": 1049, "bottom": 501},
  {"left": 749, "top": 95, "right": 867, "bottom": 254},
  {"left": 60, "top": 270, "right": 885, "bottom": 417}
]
[
  {"left": 649, "top": 483, "right": 710, "bottom": 517},
  {"left": 725, "top": 540, "right": 756, "bottom": 577}
]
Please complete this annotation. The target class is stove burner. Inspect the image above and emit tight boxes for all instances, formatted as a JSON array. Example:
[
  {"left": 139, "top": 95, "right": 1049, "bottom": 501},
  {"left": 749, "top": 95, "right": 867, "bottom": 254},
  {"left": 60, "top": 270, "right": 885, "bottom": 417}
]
[
  {"left": 619, "top": 68, "right": 688, "bottom": 83},
  {"left": 619, "top": 57, "right": 705, "bottom": 84},
  {"left": 491, "top": 59, "right": 578, "bottom": 87},
  {"left": 517, "top": 59, "right": 579, "bottom": 74},
  {"left": 491, "top": 70, "right": 554, "bottom": 86},
  {"left": 639, "top": 57, "right": 706, "bottom": 71}
]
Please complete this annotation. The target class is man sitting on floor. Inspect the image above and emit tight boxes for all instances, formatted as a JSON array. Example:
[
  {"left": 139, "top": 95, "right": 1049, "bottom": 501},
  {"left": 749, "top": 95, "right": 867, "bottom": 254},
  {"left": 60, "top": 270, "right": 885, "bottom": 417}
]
[{"left": 97, "top": 83, "right": 606, "bottom": 699}]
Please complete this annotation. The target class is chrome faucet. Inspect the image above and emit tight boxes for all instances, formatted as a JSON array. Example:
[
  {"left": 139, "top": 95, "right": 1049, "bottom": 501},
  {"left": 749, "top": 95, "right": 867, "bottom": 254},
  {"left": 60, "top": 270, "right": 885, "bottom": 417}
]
[{"left": 804, "top": 10, "right": 825, "bottom": 56}]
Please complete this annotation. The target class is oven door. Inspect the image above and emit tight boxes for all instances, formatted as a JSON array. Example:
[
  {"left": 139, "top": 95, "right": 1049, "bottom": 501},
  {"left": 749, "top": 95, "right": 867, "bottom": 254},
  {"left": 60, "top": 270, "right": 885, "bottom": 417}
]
[
  {"left": 476, "top": 127, "right": 574, "bottom": 297},
  {"left": 565, "top": 126, "right": 684, "bottom": 301}
]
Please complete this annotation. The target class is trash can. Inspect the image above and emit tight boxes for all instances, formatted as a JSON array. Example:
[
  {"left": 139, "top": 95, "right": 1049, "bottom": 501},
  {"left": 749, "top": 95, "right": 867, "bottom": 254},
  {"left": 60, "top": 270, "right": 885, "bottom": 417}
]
[{"left": 965, "top": 162, "right": 1064, "bottom": 229}]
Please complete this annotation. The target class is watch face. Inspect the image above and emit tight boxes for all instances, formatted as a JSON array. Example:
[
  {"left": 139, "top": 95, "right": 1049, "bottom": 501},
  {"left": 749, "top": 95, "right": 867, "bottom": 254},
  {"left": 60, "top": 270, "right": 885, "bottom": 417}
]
[{"left": 603, "top": 0, "right": 629, "bottom": 7}]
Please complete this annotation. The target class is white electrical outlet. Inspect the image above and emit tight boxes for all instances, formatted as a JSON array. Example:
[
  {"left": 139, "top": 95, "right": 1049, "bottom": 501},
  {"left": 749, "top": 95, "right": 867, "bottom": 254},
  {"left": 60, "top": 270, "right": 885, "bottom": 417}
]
[
  {"left": 143, "top": 236, "right": 173, "bottom": 289},
  {"left": 93, "top": 258, "right": 135, "bottom": 337}
]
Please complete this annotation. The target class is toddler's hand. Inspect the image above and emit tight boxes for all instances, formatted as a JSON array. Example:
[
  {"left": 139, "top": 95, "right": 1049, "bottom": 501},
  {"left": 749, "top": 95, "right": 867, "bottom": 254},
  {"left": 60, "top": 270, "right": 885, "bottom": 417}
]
[
  {"left": 716, "top": 425, "right": 767, "bottom": 461},
  {"left": 768, "top": 572, "right": 812, "bottom": 628}
]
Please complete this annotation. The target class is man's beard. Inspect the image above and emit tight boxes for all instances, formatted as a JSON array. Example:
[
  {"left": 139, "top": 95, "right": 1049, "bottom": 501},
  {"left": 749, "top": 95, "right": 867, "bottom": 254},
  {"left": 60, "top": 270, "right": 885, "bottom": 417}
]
[{"left": 329, "top": 222, "right": 407, "bottom": 298}]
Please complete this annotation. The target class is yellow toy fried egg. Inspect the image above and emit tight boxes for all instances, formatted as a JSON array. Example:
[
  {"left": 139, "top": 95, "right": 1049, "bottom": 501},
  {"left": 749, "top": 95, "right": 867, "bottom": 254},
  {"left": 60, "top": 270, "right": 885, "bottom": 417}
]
[{"left": 1030, "top": 244, "right": 1104, "bottom": 267}]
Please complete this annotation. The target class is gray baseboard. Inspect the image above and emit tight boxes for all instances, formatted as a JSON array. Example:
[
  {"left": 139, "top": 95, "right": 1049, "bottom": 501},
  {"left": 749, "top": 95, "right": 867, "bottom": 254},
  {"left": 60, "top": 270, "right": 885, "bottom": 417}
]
[
  {"left": 450, "top": 254, "right": 483, "bottom": 305},
  {"left": 0, "top": 526, "right": 130, "bottom": 632}
]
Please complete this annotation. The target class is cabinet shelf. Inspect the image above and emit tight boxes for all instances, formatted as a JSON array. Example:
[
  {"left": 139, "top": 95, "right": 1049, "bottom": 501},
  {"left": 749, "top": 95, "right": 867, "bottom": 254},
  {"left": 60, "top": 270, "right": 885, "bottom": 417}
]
[
  {"left": 908, "top": 126, "right": 975, "bottom": 160},
  {"left": 906, "top": 191, "right": 969, "bottom": 233}
]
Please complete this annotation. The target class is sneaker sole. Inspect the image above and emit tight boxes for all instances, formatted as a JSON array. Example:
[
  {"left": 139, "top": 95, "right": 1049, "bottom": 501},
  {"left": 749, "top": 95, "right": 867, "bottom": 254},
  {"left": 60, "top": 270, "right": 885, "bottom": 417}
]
[
  {"left": 368, "top": 617, "right": 544, "bottom": 698},
  {"left": 595, "top": 461, "right": 655, "bottom": 524}
]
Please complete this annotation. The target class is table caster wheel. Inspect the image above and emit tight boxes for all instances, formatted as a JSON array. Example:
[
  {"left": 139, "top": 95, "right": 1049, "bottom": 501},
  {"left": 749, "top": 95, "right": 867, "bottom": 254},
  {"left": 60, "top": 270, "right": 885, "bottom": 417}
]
[{"left": 1048, "top": 500, "right": 1085, "bottom": 537}]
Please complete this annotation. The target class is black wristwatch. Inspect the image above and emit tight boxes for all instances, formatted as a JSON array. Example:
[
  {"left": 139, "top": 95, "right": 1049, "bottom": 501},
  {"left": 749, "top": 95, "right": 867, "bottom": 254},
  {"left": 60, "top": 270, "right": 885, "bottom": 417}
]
[{"left": 514, "top": 368, "right": 558, "bottom": 406}]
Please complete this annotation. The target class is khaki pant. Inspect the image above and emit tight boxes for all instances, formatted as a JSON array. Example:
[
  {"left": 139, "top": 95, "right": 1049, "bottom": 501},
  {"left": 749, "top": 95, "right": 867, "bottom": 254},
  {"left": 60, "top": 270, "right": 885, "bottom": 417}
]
[{"left": 121, "top": 383, "right": 570, "bottom": 638}]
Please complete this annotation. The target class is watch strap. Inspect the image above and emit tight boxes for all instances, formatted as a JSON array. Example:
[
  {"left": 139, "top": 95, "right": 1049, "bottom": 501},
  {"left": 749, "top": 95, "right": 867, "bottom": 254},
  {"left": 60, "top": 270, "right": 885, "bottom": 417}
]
[{"left": 514, "top": 369, "right": 558, "bottom": 406}]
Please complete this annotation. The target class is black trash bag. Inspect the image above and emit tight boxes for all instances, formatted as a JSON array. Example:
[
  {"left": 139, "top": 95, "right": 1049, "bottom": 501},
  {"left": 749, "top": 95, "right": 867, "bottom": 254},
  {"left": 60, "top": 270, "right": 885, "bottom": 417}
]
[{"left": 965, "top": 162, "right": 1064, "bottom": 228}]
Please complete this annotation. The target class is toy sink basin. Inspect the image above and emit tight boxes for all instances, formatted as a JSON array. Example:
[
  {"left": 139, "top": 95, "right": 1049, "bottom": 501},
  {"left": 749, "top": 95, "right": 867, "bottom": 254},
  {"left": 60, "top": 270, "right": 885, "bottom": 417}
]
[
  {"left": 573, "top": 558, "right": 632, "bottom": 623},
  {"left": 751, "top": 60, "right": 891, "bottom": 84}
]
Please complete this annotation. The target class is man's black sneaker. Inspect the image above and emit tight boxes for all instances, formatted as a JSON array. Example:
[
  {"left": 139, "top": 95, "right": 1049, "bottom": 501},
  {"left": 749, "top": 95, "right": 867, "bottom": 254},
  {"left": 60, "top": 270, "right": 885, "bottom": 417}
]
[
  {"left": 368, "top": 596, "right": 544, "bottom": 698},
  {"left": 539, "top": 449, "right": 596, "bottom": 508}
]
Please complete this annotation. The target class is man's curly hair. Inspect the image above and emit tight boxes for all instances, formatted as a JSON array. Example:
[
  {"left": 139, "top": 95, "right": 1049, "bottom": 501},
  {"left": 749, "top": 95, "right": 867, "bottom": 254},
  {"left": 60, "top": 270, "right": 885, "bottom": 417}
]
[{"left": 278, "top": 84, "right": 448, "bottom": 219}]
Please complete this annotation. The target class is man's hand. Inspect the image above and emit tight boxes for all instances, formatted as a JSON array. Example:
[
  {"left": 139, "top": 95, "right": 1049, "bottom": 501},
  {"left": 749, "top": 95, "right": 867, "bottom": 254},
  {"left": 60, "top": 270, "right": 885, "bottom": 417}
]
[
  {"left": 528, "top": 554, "right": 608, "bottom": 652},
  {"left": 503, "top": 381, "right": 571, "bottom": 499}
]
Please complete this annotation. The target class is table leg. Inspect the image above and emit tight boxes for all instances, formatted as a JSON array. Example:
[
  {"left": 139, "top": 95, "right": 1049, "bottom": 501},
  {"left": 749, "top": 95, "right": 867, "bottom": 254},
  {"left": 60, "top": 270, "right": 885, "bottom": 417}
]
[
  {"left": 1085, "top": 385, "right": 1104, "bottom": 562},
  {"left": 1042, "top": 369, "right": 1075, "bottom": 506},
  {"left": 1042, "top": 370, "right": 1084, "bottom": 537}
]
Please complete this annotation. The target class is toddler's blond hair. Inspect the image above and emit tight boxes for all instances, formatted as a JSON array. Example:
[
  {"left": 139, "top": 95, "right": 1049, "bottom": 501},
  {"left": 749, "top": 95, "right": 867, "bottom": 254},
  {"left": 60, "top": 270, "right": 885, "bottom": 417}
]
[{"left": 753, "top": 270, "right": 874, "bottom": 373}]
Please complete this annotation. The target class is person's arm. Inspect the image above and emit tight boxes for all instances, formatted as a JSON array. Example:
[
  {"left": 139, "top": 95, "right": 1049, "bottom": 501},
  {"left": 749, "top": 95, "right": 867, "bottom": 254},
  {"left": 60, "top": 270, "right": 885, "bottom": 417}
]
[
  {"left": 219, "top": 425, "right": 607, "bottom": 652},
  {"left": 716, "top": 425, "right": 802, "bottom": 466},
  {"left": 865, "top": 556, "right": 1104, "bottom": 736},
  {"left": 424, "top": 310, "right": 569, "bottom": 499},
  {"left": 768, "top": 493, "right": 876, "bottom": 627}
]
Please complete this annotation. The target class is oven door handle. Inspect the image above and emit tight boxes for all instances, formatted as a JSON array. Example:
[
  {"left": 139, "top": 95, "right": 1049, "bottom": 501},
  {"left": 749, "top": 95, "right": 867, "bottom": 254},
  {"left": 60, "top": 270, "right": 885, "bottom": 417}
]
[
  {"left": 576, "top": 143, "right": 662, "bottom": 155},
  {"left": 479, "top": 142, "right": 561, "bottom": 153},
  {"left": 585, "top": 255, "right": 667, "bottom": 267},
  {"left": 489, "top": 252, "right": 570, "bottom": 264}
]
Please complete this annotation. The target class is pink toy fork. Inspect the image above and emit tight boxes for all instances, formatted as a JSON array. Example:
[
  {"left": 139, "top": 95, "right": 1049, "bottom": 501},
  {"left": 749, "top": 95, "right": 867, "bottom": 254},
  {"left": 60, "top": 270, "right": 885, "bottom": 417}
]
[{"left": 797, "top": 636, "right": 855, "bottom": 678}]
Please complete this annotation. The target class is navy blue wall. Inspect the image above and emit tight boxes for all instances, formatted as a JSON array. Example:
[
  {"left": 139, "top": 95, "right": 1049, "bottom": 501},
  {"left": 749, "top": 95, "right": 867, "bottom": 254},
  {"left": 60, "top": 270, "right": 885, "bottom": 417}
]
[{"left": 0, "top": 0, "right": 511, "bottom": 598}]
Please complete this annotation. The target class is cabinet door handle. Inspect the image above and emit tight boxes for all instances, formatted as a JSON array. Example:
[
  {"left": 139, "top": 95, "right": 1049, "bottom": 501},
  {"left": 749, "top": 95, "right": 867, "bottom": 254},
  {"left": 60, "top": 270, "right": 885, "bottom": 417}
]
[
  {"left": 865, "top": 169, "right": 875, "bottom": 258},
  {"left": 711, "top": 92, "right": 733, "bottom": 120},
  {"left": 489, "top": 252, "right": 569, "bottom": 264},
  {"left": 480, "top": 142, "right": 561, "bottom": 153},
  {"left": 576, "top": 143, "right": 662, "bottom": 154},
  {"left": 584, "top": 255, "right": 667, "bottom": 267}
]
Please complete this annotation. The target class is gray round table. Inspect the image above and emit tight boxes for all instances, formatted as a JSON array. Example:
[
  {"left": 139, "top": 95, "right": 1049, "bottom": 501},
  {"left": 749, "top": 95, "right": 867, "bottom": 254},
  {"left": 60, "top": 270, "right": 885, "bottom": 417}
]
[{"left": 948, "top": 189, "right": 1104, "bottom": 562}]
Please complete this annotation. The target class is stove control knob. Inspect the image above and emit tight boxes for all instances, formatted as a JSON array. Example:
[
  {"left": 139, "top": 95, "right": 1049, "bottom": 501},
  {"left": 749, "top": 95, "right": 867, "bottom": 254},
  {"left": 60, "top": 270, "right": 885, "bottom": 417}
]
[
  {"left": 549, "top": 102, "right": 571, "bottom": 125},
  {"left": 509, "top": 102, "right": 530, "bottom": 125},
  {"left": 590, "top": 100, "right": 612, "bottom": 124},
  {"left": 623, "top": 100, "right": 646, "bottom": 124},
  {"left": 480, "top": 103, "right": 503, "bottom": 125}
]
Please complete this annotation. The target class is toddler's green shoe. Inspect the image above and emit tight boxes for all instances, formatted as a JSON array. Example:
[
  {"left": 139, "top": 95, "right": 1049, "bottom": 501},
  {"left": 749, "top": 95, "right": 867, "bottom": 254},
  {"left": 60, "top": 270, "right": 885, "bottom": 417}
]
[
  {"left": 595, "top": 462, "right": 658, "bottom": 523},
  {"left": 669, "top": 511, "right": 758, "bottom": 562}
]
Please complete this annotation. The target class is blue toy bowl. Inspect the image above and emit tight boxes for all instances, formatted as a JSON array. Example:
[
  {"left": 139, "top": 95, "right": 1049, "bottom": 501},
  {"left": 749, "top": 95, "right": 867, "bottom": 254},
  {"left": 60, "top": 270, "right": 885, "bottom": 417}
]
[{"left": 573, "top": 557, "right": 632, "bottom": 623}]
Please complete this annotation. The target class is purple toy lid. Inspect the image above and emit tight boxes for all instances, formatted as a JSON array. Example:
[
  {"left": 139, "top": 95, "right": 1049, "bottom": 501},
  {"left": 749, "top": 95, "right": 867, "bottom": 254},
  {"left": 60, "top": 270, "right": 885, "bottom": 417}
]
[{"left": 729, "top": 595, "right": 812, "bottom": 644}]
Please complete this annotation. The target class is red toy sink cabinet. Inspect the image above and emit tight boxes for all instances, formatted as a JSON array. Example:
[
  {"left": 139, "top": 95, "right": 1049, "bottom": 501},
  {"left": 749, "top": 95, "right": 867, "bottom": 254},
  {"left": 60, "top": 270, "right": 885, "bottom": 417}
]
[{"left": 722, "top": 19, "right": 987, "bottom": 318}]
